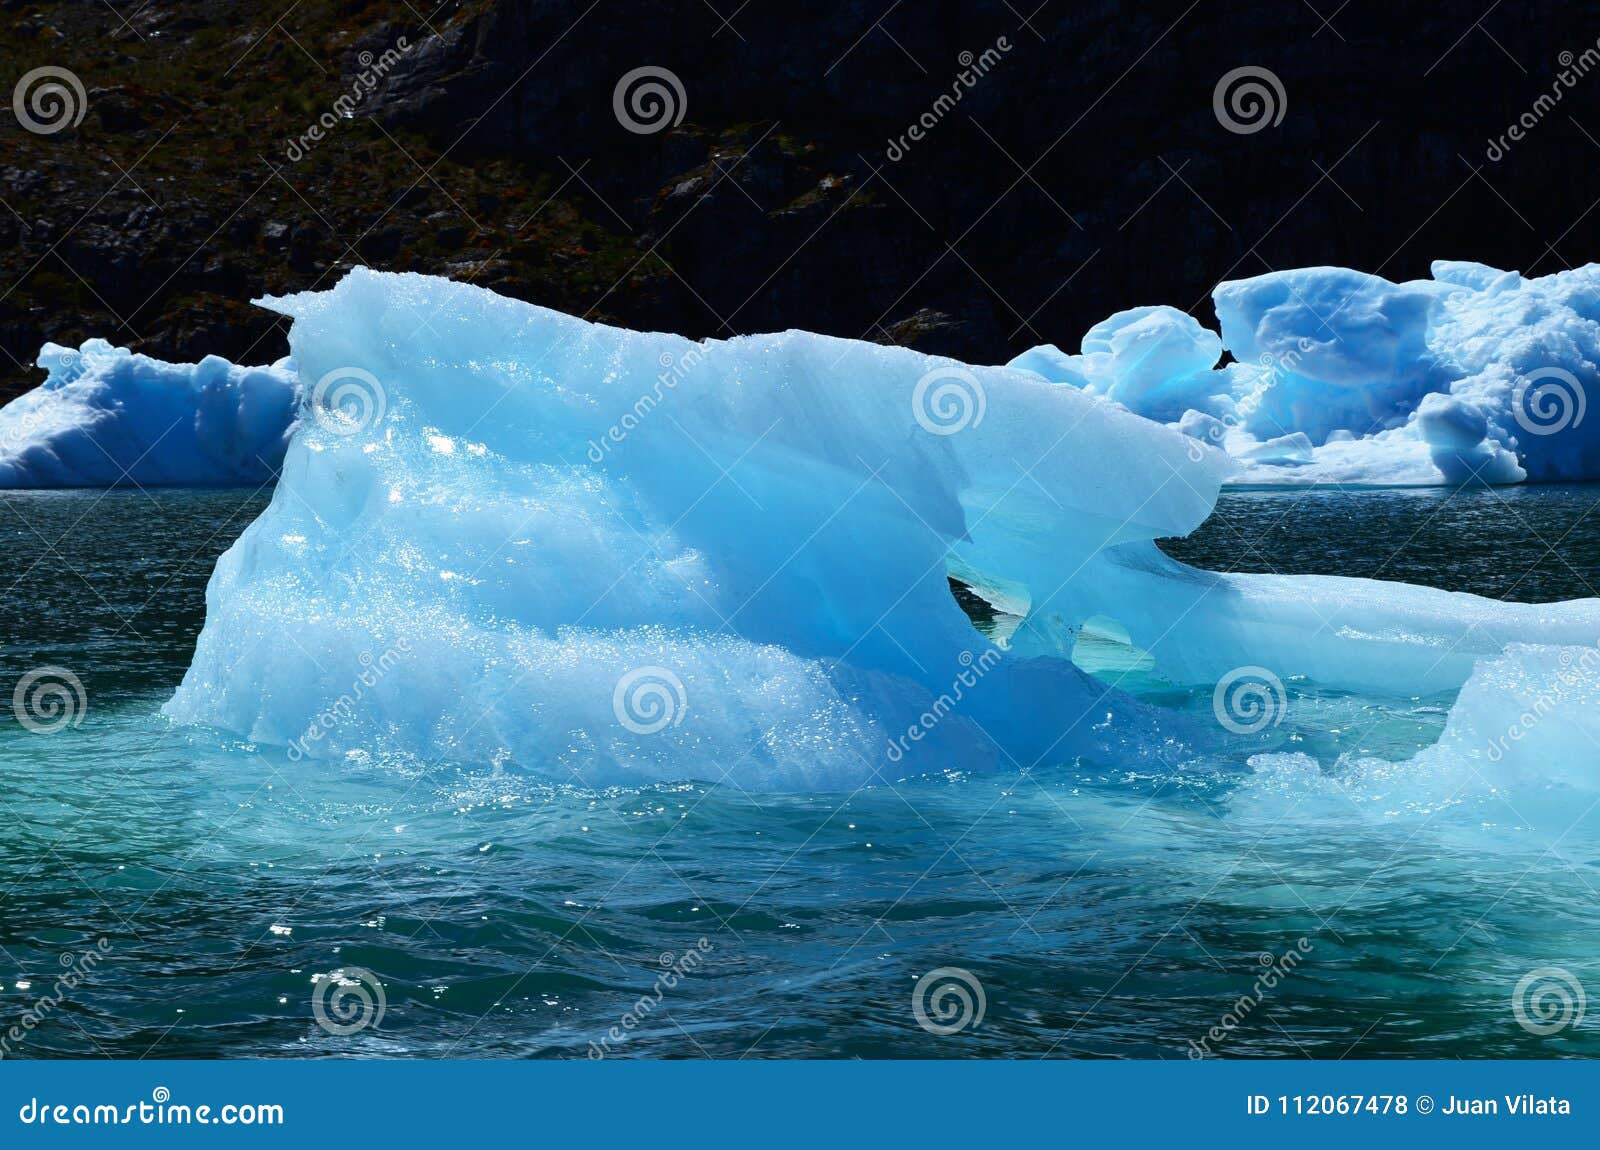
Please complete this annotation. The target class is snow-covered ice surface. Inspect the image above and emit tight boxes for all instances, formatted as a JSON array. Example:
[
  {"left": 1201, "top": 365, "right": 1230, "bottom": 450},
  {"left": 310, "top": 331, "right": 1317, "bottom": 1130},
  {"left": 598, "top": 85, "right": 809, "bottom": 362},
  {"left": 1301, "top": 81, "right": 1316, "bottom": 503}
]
[
  {"left": 162, "top": 269, "right": 1600, "bottom": 790},
  {"left": 0, "top": 339, "right": 299, "bottom": 488},
  {"left": 1010, "top": 260, "right": 1600, "bottom": 488}
]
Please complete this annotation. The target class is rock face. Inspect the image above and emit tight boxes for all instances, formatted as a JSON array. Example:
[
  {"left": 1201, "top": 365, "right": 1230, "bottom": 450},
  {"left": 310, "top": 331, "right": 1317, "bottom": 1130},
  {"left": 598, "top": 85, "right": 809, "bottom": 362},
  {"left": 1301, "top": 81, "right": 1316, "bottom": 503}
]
[
  {"left": 358, "top": 0, "right": 1600, "bottom": 348},
  {"left": 4, "top": 0, "right": 1600, "bottom": 400}
]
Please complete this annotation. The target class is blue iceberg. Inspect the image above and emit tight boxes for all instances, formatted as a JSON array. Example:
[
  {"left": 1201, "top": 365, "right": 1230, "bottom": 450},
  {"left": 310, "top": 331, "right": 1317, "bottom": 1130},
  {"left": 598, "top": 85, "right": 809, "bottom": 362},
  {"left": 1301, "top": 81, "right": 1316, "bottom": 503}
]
[
  {"left": 161, "top": 269, "right": 1600, "bottom": 789},
  {"left": 1010, "top": 260, "right": 1600, "bottom": 487},
  {"left": 0, "top": 340, "right": 299, "bottom": 488}
]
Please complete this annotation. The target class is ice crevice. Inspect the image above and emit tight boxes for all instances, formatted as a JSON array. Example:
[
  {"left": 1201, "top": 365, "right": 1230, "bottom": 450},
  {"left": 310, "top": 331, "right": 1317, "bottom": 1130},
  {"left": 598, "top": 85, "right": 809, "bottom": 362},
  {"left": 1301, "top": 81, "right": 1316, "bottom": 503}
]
[{"left": 158, "top": 269, "right": 1600, "bottom": 790}]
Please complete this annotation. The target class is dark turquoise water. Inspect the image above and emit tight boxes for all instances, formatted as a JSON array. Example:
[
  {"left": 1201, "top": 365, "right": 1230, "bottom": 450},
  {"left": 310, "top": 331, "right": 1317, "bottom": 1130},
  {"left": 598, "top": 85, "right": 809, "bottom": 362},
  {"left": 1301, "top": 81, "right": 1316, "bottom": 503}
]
[
  {"left": 2, "top": 486, "right": 1598, "bottom": 1059},
  {"left": 1161, "top": 483, "right": 1600, "bottom": 602}
]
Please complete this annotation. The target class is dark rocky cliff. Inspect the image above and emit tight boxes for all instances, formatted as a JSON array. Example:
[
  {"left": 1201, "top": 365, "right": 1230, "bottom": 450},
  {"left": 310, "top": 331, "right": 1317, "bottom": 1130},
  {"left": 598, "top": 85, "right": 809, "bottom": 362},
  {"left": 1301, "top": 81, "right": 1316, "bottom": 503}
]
[{"left": 4, "top": 0, "right": 1599, "bottom": 401}]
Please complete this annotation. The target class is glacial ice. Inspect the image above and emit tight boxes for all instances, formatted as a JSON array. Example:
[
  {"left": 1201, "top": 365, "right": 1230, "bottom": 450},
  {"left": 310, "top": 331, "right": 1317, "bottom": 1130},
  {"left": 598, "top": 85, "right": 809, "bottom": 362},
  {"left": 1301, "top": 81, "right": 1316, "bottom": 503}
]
[
  {"left": 1010, "top": 260, "right": 1600, "bottom": 488},
  {"left": 162, "top": 269, "right": 1600, "bottom": 788},
  {"left": 1211, "top": 265, "right": 1451, "bottom": 444},
  {"left": 1008, "top": 305, "right": 1223, "bottom": 424},
  {"left": 1244, "top": 642, "right": 1600, "bottom": 814},
  {"left": 1432, "top": 643, "right": 1600, "bottom": 788},
  {"left": 0, "top": 340, "right": 298, "bottom": 488},
  {"left": 163, "top": 270, "right": 1234, "bottom": 786},
  {"left": 9, "top": 259, "right": 1600, "bottom": 492}
]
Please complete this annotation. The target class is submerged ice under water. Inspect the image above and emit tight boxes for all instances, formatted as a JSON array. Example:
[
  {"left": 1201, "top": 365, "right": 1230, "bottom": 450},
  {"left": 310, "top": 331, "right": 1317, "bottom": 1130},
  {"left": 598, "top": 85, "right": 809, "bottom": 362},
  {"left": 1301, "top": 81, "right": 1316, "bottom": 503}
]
[{"left": 3, "top": 486, "right": 1600, "bottom": 1059}]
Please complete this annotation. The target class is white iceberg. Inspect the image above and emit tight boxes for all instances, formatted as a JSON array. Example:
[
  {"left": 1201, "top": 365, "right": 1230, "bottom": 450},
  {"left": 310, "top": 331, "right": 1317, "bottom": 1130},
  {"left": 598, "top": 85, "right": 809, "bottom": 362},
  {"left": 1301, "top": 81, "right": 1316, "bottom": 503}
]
[
  {"left": 162, "top": 269, "right": 1600, "bottom": 789},
  {"left": 0, "top": 339, "right": 299, "bottom": 488},
  {"left": 1010, "top": 259, "right": 1600, "bottom": 487},
  {"left": 1212, "top": 265, "right": 1451, "bottom": 445}
]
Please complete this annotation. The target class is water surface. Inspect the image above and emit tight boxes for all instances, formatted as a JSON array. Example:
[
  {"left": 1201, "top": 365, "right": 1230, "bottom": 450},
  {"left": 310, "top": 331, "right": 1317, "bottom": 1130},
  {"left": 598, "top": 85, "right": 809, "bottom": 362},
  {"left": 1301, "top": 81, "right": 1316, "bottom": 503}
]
[{"left": 2, "top": 486, "right": 1597, "bottom": 1059}]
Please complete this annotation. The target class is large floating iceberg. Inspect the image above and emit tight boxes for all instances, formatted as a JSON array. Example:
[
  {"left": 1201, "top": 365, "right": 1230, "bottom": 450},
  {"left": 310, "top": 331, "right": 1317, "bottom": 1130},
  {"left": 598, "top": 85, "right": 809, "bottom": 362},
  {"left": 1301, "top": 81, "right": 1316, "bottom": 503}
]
[
  {"left": 0, "top": 340, "right": 299, "bottom": 488},
  {"left": 163, "top": 269, "right": 1600, "bottom": 788}
]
